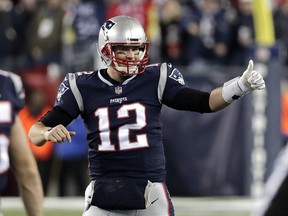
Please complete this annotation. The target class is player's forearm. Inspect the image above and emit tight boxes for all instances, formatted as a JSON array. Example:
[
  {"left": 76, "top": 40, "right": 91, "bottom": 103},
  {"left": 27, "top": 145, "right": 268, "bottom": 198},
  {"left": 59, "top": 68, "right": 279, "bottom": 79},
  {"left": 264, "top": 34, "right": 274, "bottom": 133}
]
[
  {"left": 18, "top": 168, "right": 44, "bottom": 216},
  {"left": 28, "top": 122, "right": 51, "bottom": 146},
  {"left": 209, "top": 87, "right": 229, "bottom": 112},
  {"left": 13, "top": 164, "right": 44, "bottom": 216},
  {"left": 10, "top": 119, "right": 44, "bottom": 216}
]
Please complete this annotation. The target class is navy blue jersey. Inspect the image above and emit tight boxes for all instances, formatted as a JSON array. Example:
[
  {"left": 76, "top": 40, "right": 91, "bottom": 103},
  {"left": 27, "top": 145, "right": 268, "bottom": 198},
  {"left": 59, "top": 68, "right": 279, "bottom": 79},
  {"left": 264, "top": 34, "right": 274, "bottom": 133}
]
[
  {"left": 55, "top": 63, "right": 187, "bottom": 181},
  {"left": 0, "top": 70, "right": 25, "bottom": 189}
]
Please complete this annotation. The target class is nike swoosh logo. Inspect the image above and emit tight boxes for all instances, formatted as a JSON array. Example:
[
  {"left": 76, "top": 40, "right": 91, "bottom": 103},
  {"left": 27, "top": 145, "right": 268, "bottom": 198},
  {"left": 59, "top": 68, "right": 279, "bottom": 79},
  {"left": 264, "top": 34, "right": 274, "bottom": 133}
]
[{"left": 151, "top": 198, "right": 159, "bottom": 204}]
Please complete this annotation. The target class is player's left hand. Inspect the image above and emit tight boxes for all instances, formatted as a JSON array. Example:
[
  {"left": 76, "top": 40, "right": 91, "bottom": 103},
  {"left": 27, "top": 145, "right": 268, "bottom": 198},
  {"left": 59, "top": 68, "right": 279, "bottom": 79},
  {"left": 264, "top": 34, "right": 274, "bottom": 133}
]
[{"left": 238, "top": 60, "right": 266, "bottom": 93}]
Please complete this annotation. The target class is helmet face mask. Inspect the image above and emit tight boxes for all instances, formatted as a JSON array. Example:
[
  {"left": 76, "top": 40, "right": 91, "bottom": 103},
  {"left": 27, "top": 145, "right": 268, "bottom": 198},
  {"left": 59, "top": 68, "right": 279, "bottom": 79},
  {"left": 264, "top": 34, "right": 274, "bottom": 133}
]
[{"left": 98, "top": 16, "right": 149, "bottom": 76}]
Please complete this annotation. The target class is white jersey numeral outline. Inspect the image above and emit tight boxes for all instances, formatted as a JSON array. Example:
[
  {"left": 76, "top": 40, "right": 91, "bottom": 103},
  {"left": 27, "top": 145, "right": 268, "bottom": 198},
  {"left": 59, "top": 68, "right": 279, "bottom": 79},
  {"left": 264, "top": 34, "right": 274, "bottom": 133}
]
[
  {"left": 0, "top": 101, "right": 12, "bottom": 173},
  {"left": 95, "top": 103, "right": 148, "bottom": 151},
  {"left": 0, "top": 134, "right": 10, "bottom": 173}
]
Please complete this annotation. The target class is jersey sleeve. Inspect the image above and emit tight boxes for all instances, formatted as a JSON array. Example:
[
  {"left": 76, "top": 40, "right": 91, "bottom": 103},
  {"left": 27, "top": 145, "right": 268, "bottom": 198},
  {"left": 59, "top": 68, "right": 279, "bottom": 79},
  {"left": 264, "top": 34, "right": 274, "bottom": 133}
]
[
  {"left": 54, "top": 73, "right": 81, "bottom": 118},
  {"left": 159, "top": 63, "right": 189, "bottom": 105},
  {"left": 7, "top": 72, "right": 25, "bottom": 114}
]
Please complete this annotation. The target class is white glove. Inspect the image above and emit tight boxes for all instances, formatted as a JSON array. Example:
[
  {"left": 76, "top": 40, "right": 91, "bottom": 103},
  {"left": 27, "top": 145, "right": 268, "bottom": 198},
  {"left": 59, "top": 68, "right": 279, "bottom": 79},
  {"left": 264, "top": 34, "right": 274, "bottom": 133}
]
[
  {"left": 222, "top": 60, "right": 266, "bottom": 103},
  {"left": 238, "top": 60, "right": 266, "bottom": 93}
]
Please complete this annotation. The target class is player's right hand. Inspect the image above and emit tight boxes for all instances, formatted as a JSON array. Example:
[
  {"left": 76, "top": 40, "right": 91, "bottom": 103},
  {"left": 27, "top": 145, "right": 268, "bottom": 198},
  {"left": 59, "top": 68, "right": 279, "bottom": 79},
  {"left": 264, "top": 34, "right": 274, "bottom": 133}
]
[{"left": 43, "top": 124, "right": 76, "bottom": 143}]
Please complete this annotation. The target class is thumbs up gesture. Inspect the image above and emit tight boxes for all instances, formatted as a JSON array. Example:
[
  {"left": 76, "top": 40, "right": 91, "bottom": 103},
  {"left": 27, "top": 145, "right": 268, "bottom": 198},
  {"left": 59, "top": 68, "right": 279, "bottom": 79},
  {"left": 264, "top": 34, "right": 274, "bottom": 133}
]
[
  {"left": 222, "top": 60, "right": 266, "bottom": 103},
  {"left": 238, "top": 60, "right": 266, "bottom": 93}
]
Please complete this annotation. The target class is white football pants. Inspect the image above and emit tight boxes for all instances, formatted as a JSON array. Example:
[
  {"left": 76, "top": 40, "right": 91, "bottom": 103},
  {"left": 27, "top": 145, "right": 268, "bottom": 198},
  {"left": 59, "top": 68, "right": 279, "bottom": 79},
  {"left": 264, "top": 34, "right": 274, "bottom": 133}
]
[{"left": 82, "top": 180, "right": 174, "bottom": 216}]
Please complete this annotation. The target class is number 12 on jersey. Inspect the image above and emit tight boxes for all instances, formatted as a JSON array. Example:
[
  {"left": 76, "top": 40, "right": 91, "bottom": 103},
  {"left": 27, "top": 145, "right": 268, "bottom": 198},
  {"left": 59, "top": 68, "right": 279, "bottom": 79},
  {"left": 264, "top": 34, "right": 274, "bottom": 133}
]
[{"left": 95, "top": 103, "right": 149, "bottom": 151}]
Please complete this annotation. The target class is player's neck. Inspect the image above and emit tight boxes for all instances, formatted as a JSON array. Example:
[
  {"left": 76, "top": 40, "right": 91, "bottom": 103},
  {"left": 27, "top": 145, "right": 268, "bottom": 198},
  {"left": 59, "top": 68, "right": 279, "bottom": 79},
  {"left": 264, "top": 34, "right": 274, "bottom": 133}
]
[{"left": 107, "top": 67, "right": 129, "bottom": 83}]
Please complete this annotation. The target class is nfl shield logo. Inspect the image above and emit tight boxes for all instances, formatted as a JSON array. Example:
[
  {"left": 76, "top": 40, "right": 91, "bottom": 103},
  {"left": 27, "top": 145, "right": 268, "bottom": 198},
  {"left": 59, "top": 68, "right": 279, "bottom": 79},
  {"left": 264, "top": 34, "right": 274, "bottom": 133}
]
[{"left": 115, "top": 86, "right": 122, "bottom": 95}]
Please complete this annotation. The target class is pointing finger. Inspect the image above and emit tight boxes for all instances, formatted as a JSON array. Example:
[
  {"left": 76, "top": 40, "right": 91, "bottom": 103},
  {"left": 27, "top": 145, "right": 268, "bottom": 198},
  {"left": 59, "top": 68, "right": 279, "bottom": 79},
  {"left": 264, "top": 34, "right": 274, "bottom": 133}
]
[{"left": 66, "top": 131, "right": 76, "bottom": 143}]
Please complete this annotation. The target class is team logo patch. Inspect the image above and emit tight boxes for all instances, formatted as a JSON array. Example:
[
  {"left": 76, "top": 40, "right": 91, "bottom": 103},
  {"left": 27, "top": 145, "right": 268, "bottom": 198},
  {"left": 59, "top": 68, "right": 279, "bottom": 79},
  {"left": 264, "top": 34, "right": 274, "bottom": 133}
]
[
  {"left": 169, "top": 68, "right": 185, "bottom": 85},
  {"left": 56, "top": 83, "right": 69, "bottom": 102},
  {"left": 102, "top": 20, "right": 116, "bottom": 31},
  {"left": 110, "top": 97, "right": 128, "bottom": 104},
  {"left": 115, "top": 86, "right": 122, "bottom": 95},
  {"left": 101, "top": 20, "right": 116, "bottom": 41}
]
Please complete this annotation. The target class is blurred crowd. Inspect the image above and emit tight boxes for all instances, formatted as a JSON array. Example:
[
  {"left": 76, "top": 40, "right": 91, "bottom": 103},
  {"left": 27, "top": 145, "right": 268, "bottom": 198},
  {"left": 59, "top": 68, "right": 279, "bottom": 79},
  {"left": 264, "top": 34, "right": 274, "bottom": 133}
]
[
  {"left": 2, "top": 0, "right": 288, "bottom": 76},
  {"left": 1, "top": 0, "right": 288, "bottom": 197}
]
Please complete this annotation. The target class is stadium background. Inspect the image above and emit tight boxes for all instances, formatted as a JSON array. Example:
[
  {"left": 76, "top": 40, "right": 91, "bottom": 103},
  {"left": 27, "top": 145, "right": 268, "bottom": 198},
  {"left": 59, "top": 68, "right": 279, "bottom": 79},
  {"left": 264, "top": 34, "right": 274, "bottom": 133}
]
[{"left": 1, "top": 0, "right": 287, "bottom": 215}]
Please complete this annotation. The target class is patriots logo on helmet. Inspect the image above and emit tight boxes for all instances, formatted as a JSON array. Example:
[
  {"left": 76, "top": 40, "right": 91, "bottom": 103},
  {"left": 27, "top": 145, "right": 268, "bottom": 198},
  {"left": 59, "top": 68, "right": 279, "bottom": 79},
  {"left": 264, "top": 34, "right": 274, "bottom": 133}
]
[
  {"left": 56, "top": 83, "right": 69, "bottom": 102},
  {"left": 101, "top": 20, "right": 116, "bottom": 42},
  {"left": 102, "top": 20, "right": 116, "bottom": 31},
  {"left": 169, "top": 68, "right": 185, "bottom": 85}
]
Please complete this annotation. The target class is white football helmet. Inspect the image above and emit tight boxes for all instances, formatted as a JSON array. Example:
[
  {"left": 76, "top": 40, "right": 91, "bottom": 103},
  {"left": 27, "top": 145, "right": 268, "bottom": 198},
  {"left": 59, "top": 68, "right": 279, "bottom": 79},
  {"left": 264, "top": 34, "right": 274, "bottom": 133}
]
[{"left": 98, "top": 15, "right": 149, "bottom": 75}]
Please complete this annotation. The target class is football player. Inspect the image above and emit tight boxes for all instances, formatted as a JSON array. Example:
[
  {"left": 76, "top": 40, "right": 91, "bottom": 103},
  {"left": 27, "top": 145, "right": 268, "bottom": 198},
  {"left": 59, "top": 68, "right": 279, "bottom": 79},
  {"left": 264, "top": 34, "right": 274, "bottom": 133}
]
[
  {"left": 0, "top": 70, "right": 43, "bottom": 216},
  {"left": 29, "top": 15, "right": 265, "bottom": 216}
]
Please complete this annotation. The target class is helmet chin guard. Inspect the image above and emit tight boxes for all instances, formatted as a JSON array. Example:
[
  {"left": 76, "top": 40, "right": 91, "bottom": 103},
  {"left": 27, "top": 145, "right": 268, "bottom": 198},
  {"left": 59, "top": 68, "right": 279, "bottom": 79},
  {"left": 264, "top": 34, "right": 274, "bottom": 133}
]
[{"left": 98, "top": 15, "right": 149, "bottom": 75}]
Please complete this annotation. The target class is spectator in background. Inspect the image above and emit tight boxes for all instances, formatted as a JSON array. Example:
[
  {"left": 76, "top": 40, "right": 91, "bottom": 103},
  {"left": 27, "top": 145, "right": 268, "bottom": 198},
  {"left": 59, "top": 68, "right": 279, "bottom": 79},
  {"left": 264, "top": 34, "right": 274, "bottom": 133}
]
[
  {"left": 175, "top": 0, "right": 201, "bottom": 66},
  {"left": 54, "top": 116, "right": 88, "bottom": 197},
  {"left": 0, "top": 70, "right": 43, "bottom": 216},
  {"left": 273, "top": 0, "right": 288, "bottom": 66},
  {"left": 19, "top": 0, "right": 64, "bottom": 107},
  {"left": 19, "top": 87, "right": 54, "bottom": 196},
  {"left": 62, "top": 0, "right": 106, "bottom": 74},
  {"left": 282, "top": 91, "right": 288, "bottom": 140},
  {"left": 106, "top": 0, "right": 161, "bottom": 63},
  {"left": 229, "top": 0, "right": 255, "bottom": 66},
  {"left": 0, "top": 0, "right": 31, "bottom": 72},
  {"left": 183, "top": 0, "right": 232, "bottom": 70},
  {"left": 26, "top": 0, "right": 65, "bottom": 68},
  {"left": 159, "top": 0, "right": 185, "bottom": 66}
]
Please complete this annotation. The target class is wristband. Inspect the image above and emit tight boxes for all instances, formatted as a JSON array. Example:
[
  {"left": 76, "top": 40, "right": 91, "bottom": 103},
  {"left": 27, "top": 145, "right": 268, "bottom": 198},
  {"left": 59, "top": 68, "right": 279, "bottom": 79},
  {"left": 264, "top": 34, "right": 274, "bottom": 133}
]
[{"left": 222, "top": 77, "right": 246, "bottom": 103}]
